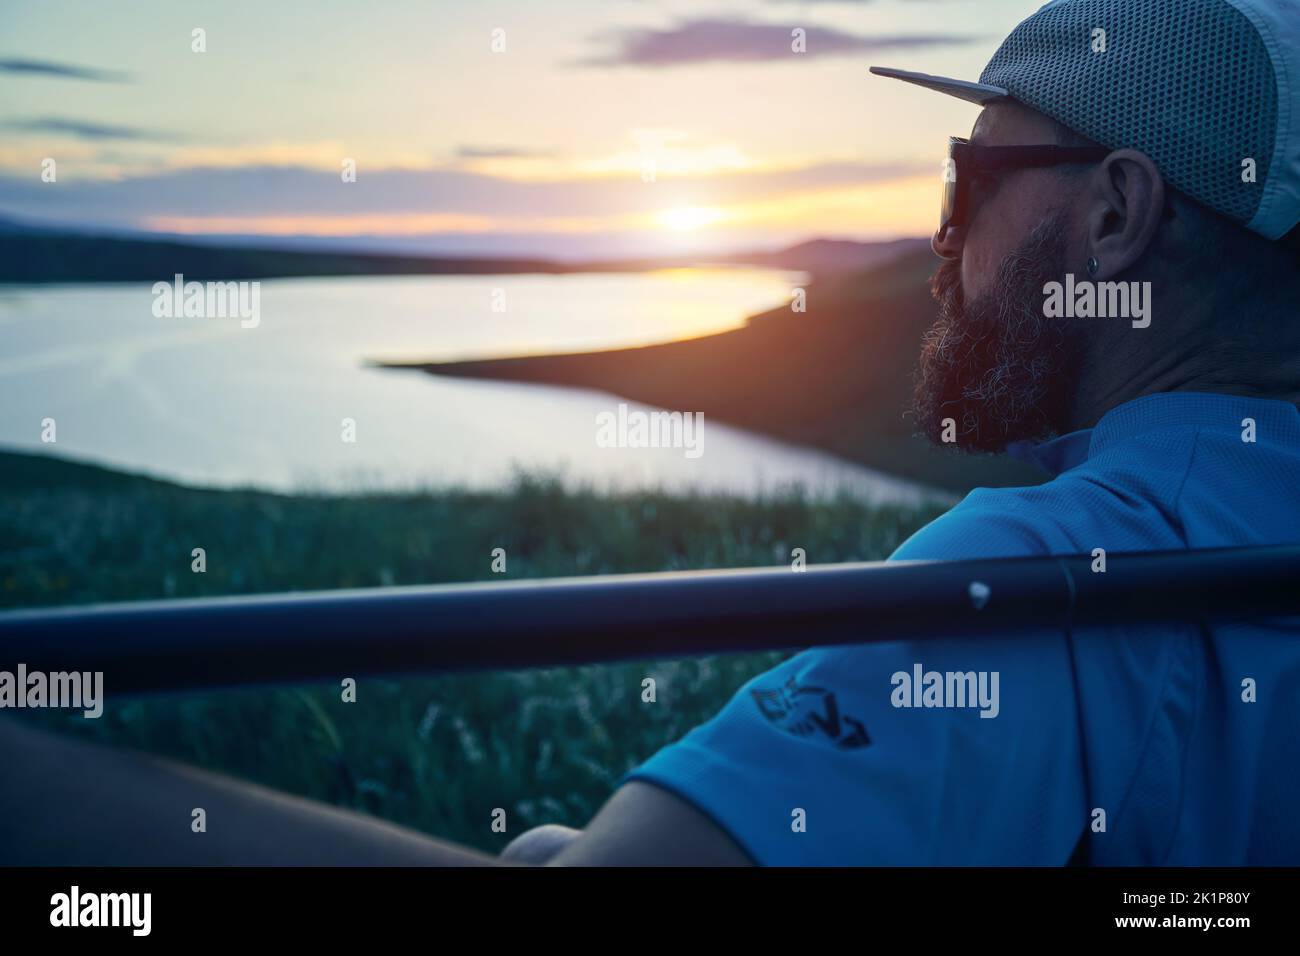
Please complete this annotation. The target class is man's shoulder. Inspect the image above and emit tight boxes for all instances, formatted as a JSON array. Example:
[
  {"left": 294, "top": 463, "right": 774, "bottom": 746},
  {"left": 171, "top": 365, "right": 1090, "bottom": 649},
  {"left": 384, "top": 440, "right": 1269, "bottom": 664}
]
[
  {"left": 892, "top": 470, "right": 1152, "bottom": 561},
  {"left": 893, "top": 482, "right": 1066, "bottom": 560},
  {"left": 898, "top": 411, "right": 1269, "bottom": 561}
]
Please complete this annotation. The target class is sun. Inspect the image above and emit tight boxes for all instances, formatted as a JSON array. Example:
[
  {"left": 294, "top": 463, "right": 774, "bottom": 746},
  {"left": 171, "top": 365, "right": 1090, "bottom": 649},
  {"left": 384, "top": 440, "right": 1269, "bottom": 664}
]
[{"left": 656, "top": 206, "right": 723, "bottom": 231}]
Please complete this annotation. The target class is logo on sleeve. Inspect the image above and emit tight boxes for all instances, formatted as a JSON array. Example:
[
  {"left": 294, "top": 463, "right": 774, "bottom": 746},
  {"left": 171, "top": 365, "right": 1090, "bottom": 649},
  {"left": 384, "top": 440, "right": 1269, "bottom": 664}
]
[{"left": 751, "top": 676, "right": 870, "bottom": 749}]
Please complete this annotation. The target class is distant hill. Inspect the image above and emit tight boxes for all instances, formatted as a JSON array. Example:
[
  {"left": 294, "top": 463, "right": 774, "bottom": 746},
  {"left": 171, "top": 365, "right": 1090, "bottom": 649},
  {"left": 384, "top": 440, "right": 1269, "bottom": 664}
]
[
  {"left": 0, "top": 221, "right": 570, "bottom": 282},
  {"left": 385, "top": 246, "right": 1047, "bottom": 493},
  {"left": 0, "top": 215, "right": 921, "bottom": 282}
]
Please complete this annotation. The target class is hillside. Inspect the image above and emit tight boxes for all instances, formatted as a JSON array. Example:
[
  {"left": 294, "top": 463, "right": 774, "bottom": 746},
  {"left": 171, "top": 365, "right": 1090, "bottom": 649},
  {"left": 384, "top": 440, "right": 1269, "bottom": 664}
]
[{"left": 0, "top": 448, "right": 942, "bottom": 853}]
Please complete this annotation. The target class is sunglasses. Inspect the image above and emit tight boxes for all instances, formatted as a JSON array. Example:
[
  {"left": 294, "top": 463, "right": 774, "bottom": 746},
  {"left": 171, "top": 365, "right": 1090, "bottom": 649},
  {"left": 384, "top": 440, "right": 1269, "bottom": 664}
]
[{"left": 941, "top": 136, "right": 1111, "bottom": 235}]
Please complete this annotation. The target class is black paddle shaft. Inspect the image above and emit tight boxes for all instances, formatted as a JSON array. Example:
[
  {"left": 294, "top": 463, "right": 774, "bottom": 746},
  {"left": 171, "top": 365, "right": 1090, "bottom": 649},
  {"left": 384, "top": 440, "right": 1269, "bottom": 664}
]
[{"left": 0, "top": 545, "right": 1297, "bottom": 695}]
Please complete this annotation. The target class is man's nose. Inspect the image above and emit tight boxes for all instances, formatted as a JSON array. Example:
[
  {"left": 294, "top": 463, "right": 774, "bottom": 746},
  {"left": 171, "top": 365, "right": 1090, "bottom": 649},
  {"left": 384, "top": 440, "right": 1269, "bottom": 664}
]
[{"left": 931, "top": 223, "right": 964, "bottom": 260}]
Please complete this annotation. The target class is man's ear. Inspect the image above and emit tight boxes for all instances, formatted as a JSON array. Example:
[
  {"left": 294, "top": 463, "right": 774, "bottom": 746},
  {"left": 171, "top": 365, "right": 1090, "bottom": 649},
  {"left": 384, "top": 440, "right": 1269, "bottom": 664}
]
[{"left": 1083, "top": 149, "right": 1166, "bottom": 279}]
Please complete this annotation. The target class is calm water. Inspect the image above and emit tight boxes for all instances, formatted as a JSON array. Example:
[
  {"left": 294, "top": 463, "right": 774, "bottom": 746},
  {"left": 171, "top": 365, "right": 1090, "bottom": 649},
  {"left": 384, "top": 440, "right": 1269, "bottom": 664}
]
[{"left": 0, "top": 271, "right": 934, "bottom": 503}]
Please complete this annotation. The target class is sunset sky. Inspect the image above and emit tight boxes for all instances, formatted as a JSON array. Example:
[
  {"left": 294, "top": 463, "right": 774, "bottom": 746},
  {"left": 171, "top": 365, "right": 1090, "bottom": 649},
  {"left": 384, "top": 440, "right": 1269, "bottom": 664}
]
[{"left": 0, "top": 0, "right": 1039, "bottom": 258}]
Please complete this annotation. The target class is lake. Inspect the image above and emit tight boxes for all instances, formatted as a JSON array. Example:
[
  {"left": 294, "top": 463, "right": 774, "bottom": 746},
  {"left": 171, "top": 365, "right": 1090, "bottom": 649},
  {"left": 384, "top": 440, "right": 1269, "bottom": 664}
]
[{"left": 0, "top": 270, "right": 935, "bottom": 504}]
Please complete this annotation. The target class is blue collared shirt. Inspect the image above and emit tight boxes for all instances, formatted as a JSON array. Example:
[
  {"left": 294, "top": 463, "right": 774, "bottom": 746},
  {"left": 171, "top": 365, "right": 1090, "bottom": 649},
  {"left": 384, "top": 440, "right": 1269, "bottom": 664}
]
[{"left": 624, "top": 392, "right": 1300, "bottom": 864}]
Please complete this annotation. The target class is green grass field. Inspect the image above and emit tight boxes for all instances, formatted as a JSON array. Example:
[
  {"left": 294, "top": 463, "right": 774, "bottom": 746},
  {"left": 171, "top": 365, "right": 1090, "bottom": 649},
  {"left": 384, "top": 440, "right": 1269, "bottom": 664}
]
[{"left": 1, "top": 450, "right": 944, "bottom": 853}]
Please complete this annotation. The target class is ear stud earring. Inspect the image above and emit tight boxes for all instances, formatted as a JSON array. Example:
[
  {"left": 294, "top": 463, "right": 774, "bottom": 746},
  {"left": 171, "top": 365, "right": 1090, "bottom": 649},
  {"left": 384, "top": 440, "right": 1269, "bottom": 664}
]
[{"left": 1087, "top": 256, "right": 1100, "bottom": 277}]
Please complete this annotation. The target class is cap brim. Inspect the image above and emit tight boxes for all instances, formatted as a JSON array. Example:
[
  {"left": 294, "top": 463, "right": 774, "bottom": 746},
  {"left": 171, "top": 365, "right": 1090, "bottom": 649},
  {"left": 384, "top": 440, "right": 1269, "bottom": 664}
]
[{"left": 869, "top": 66, "right": 1010, "bottom": 106}]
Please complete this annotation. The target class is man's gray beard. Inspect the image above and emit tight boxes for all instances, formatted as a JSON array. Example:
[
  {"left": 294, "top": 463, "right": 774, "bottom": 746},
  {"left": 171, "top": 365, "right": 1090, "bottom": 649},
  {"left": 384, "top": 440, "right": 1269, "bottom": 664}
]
[{"left": 912, "top": 214, "right": 1081, "bottom": 452}]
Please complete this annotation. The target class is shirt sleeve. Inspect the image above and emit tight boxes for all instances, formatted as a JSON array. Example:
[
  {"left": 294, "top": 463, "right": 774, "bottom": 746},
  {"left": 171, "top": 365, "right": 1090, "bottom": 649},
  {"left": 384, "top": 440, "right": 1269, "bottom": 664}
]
[{"left": 620, "top": 496, "right": 1089, "bottom": 865}]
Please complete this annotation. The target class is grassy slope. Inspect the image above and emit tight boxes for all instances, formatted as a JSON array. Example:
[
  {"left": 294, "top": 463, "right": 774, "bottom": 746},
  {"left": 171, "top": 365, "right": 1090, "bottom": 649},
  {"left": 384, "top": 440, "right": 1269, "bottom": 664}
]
[{"left": 1, "top": 450, "right": 944, "bottom": 852}]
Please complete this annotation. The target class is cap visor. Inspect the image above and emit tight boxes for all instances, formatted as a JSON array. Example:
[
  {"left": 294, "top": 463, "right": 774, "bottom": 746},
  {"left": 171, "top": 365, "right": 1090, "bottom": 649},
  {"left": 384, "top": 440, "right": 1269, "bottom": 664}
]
[{"left": 870, "top": 66, "right": 1009, "bottom": 106}]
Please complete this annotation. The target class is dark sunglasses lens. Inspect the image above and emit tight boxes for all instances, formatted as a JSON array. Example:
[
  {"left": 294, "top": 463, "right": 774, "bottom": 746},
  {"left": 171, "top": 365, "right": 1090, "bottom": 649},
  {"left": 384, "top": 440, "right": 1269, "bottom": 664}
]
[
  {"left": 941, "top": 171, "right": 956, "bottom": 232},
  {"left": 939, "top": 148, "right": 959, "bottom": 232}
]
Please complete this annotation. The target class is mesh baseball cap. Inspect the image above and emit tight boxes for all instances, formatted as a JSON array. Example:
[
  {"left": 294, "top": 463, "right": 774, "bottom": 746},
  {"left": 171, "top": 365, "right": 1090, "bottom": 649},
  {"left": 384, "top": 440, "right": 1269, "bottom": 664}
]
[{"left": 871, "top": 0, "right": 1300, "bottom": 240}]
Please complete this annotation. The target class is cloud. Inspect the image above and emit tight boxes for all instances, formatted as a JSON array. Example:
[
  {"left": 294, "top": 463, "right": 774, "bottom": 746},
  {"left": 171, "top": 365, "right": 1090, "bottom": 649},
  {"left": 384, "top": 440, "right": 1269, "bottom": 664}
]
[
  {"left": 576, "top": 17, "right": 980, "bottom": 67},
  {"left": 0, "top": 57, "right": 130, "bottom": 82},
  {"left": 456, "top": 146, "right": 558, "bottom": 160},
  {"left": 0, "top": 159, "right": 926, "bottom": 228},
  {"left": 4, "top": 118, "right": 168, "bottom": 142},
  {"left": 766, "top": 0, "right": 971, "bottom": 4}
]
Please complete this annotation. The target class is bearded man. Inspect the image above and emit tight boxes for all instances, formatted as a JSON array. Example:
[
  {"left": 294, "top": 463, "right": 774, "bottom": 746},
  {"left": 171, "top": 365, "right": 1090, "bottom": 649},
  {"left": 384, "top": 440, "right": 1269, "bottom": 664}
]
[{"left": 4, "top": 0, "right": 1299, "bottom": 866}]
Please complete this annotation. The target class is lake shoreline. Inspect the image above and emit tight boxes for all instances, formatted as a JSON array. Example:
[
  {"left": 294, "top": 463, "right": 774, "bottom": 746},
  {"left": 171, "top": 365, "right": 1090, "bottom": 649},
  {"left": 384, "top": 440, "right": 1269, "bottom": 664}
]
[
  {"left": 12, "top": 271, "right": 921, "bottom": 498},
  {"left": 385, "top": 247, "right": 1047, "bottom": 494}
]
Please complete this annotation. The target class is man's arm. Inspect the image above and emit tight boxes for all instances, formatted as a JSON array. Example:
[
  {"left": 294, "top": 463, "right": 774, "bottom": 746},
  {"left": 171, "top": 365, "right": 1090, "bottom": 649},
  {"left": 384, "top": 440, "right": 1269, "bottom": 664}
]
[
  {"left": 0, "top": 719, "right": 751, "bottom": 866},
  {"left": 548, "top": 782, "right": 754, "bottom": 866},
  {"left": 0, "top": 718, "right": 501, "bottom": 865}
]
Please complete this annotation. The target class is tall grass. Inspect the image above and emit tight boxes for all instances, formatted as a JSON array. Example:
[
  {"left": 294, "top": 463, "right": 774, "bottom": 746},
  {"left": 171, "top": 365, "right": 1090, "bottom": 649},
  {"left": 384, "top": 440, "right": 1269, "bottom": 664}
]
[{"left": 1, "top": 453, "right": 944, "bottom": 852}]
